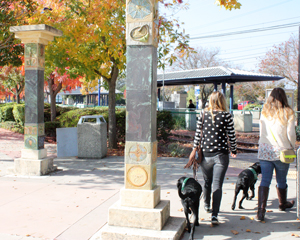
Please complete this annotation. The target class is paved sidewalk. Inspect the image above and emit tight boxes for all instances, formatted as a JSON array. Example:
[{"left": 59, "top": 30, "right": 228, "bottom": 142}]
[{"left": 0, "top": 128, "right": 299, "bottom": 240}]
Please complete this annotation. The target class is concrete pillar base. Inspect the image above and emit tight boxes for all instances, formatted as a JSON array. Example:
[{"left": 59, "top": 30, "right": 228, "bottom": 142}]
[
  {"left": 21, "top": 148, "right": 47, "bottom": 159},
  {"left": 108, "top": 200, "right": 170, "bottom": 230},
  {"left": 94, "top": 216, "right": 186, "bottom": 240},
  {"left": 9, "top": 158, "right": 56, "bottom": 176},
  {"left": 120, "top": 186, "right": 160, "bottom": 208}
]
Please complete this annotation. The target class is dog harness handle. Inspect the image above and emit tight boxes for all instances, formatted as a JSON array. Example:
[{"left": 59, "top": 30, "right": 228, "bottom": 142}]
[
  {"left": 248, "top": 168, "right": 257, "bottom": 180},
  {"left": 181, "top": 177, "right": 189, "bottom": 191}
]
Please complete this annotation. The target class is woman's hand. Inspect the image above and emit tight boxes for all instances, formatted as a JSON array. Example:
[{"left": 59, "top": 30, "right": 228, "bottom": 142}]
[
  {"left": 189, "top": 148, "right": 197, "bottom": 161},
  {"left": 231, "top": 153, "right": 236, "bottom": 158}
]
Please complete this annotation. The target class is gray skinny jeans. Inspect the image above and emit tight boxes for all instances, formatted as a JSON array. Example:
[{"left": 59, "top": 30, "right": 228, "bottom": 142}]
[{"left": 200, "top": 153, "right": 229, "bottom": 217}]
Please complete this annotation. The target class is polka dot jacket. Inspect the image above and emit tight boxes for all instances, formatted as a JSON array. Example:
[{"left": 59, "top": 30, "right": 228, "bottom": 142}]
[{"left": 193, "top": 111, "right": 237, "bottom": 157}]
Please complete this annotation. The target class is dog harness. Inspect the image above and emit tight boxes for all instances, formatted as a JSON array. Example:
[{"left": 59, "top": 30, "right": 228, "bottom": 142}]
[
  {"left": 248, "top": 168, "right": 258, "bottom": 180},
  {"left": 181, "top": 177, "right": 189, "bottom": 191}
]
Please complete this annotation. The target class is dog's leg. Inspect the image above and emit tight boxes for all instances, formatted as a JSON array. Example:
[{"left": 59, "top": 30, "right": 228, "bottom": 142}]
[
  {"left": 249, "top": 181, "right": 256, "bottom": 200},
  {"left": 189, "top": 206, "right": 197, "bottom": 240},
  {"left": 231, "top": 186, "right": 240, "bottom": 210},
  {"left": 182, "top": 200, "right": 191, "bottom": 233},
  {"left": 238, "top": 188, "right": 248, "bottom": 209}
]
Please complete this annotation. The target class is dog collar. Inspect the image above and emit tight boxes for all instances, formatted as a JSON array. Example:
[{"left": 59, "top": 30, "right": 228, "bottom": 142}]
[
  {"left": 248, "top": 168, "right": 257, "bottom": 180},
  {"left": 181, "top": 178, "right": 189, "bottom": 191}
]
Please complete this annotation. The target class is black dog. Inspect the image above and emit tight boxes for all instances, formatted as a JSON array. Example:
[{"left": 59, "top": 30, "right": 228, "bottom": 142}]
[
  {"left": 231, "top": 162, "right": 261, "bottom": 210},
  {"left": 177, "top": 177, "right": 202, "bottom": 240}
]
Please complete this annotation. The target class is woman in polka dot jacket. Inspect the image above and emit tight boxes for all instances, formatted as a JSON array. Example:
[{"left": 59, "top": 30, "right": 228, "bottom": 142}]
[{"left": 192, "top": 91, "right": 237, "bottom": 225}]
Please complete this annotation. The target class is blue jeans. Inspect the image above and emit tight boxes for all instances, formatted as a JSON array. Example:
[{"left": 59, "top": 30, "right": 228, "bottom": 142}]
[
  {"left": 200, "top": 153, "right": 229, "bottom": 217},
  {"left": 260, "top": 160, "right": 290, "bottom": 189}
]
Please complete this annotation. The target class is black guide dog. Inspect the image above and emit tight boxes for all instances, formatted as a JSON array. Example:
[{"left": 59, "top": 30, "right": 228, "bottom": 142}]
[
  {"left": 231, "top": 162, "right": 261, "bottom": 210},
  {"left": 177, "top": 177, "right": 202, "bottom": 240}
]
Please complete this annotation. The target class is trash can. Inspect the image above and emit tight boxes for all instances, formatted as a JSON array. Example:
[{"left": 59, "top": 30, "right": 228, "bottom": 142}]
[
  {"left": 233, "top": 111, "right": 253, "bottom": 132},
  {"left": 77, "top": 115, "right": 107, "bottom": 158},
  {"left": 185, "top": 110, "right": 197, "bottom": 131},
  {"left": 252, "top": 107, "right": 261, "bottom": 120}
]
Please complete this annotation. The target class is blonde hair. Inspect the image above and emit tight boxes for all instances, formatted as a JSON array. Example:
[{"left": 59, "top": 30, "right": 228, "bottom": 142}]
[
  {"left": 262, "top": 88, "right": 294, "bottom": 125},
  {"left": 205, "top": 91, "right": 228, "bottom": 120}
]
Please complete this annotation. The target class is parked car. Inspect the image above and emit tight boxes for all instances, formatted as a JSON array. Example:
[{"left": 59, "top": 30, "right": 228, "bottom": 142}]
[{"left": 238, "top": 101, "right": 254, "bottom": 110}]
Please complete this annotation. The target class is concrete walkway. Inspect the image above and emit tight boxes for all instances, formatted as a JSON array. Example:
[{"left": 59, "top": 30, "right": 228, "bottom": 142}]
[{"left": 0, "top": 128, "right": 299, "bottom": 240}]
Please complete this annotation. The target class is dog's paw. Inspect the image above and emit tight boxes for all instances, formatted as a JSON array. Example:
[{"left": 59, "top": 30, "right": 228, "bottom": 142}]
[
  {"left": 238, "top": 206, "right": 245, "bottom": 209},
  {"left": 231, "top": 205, "right": 235, "bottom": 210},
  {"left": 195, "top": 221, "right": 199, "bottom": 226}
]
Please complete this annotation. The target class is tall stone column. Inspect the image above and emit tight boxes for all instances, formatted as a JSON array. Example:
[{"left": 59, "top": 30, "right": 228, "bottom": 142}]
[
  {"left": 10, "top": 24, "right": 62, "bottom": 176},
  {"left": 99, "top": 1, "right": 185, "bottom": 239}
]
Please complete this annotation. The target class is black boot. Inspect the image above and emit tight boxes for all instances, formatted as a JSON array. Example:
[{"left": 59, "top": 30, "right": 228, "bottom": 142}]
[
  {"left": 276, "top": 186, "right": 295, "bottom": 211},
  {"left": 256, "top": 186, "right": 269, "bottom": 221}
]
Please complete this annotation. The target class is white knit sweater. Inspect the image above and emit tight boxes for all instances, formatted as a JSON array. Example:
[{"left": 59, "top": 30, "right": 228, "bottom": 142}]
[{"left": 259, "top": 114, "right": 296, "bottom": 149}]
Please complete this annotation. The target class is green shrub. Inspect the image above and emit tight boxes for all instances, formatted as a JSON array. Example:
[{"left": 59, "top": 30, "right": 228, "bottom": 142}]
[
  {"left": 13, "top": 104, "right": 25, "bottom": 126},
  {"left": 57, "top": 107, "right": 109, "bottom": 127},
  {"left": 157, "top": 111, "right": 175, "bottom": 140},
  {"left": 0, "top": 105, "right": 15, "bottom": 122},
  {"left": 45, "top": 121, "right": 61, "bottom": 137},
  {"left": 167, "top": 143, "right": 186, "bottom": 157},
  {"left": 244, "top": 104, "right": 262, "bottom": 111},
  {"left": 0, "top": 121, "right": 23, "bottom": 133},
  {"left": 173, "top": 115, "right": 186, "bottom": 130}
]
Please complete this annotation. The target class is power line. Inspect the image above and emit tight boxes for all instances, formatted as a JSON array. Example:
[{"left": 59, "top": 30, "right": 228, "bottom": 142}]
[
  {"left": 190, "top": 16, "right": 300, "bottom": 37},
  {"left": 190, "top": 29, "right": 297, "bottom": 44},
  {"left": 222, "top": 54, "right": 265, "bottom": 62},
  {"left": 186, "top": 0, "right": 294, "bottom": 31},
  {"left": 190, "top": 22, "right": 300, "bottom": 40}
]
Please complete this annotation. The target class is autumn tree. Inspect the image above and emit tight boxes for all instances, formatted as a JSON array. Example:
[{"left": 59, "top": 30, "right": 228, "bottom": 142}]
[
  {"left": 234, "top": 81, "right": 286, "bottom": 104},
  {"left": 0, "top": 65, "right": 25, "bottom": 103},
  {"left": 45, "top": 68, "right": 81, "bottom": 121},
  {"left": 0, "top": 1, "right": 37, "bottom": 67},
  {"left": 258, "top": 34, "right": 299, "bottom": 86}
]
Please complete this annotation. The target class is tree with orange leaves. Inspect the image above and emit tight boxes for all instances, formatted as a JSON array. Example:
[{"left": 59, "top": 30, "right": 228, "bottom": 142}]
[
  {"left": 0, "top": 1, "right": 37, "bottom": 67},
  {"left": 0, "top": 65, "right": 25, "bottom": 103}
]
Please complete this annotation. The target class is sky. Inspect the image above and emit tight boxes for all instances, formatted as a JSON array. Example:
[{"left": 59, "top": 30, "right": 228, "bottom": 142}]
[{"left": 162, "top": 0, "right": 300, "bottom": 71}]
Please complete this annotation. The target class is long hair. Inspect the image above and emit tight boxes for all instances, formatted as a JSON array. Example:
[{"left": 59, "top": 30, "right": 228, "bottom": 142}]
[
  {"left": 205, "top": 91, "right": 228, "bottom": 121},
  {"left": 262, "top": 88, "right": 294, "bottom": 125}
]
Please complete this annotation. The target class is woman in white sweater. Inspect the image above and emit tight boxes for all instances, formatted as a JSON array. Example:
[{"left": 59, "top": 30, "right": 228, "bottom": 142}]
[{"left": 257, "top": 88, "right": 296, "bottom": 221}]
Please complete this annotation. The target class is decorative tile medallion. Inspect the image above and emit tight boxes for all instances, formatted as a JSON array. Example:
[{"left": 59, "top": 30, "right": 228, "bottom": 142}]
[
  {"left": 129, "top": 143, "right": 147, "bottom": 162},
  {"left": 127, "top": 166, "right": 148, "bottom": 187},
  {"left": 25, "top": 135, "right": 37, "bottom": 149},
  {"left": 130, "top": 24, "right": 150, "bottom": 42},
  {"left": 128, "top": 0, "right": 152, "bottom": 19}
]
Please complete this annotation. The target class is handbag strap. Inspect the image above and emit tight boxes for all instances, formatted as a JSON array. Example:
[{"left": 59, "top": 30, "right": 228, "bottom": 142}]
[{"left": 268, "top": 126, "right": 293, "bottom": 149}]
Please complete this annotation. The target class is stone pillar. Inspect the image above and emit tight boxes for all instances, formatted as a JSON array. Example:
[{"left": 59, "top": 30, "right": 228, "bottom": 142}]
[
  {"left": 99, "top": 0, "right": 185, "bottom": 239},
  {"left": 9, "top": 24, "right": 62, "bottom": 176}
]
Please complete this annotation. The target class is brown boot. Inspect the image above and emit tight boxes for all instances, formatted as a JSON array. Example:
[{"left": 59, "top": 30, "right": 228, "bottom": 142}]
[
  {"left": 276, "top": 186, "right": 295, "bottom": 211},
  {"left": 256, "top": 186, "right": 269, "bottom": 221}
]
